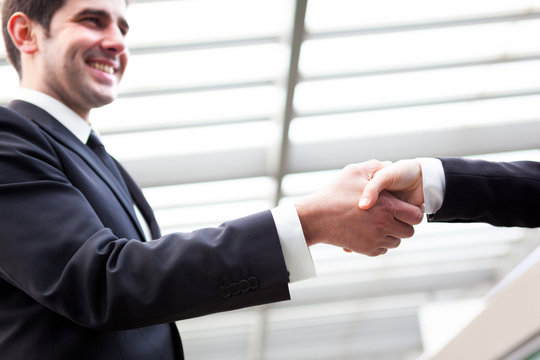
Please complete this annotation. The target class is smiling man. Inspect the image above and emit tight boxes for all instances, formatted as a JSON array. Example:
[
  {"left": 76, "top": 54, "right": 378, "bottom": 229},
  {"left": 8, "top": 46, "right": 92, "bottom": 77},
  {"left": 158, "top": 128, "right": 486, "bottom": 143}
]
[
  {"left": 0, "top": 0, "right": 423, "bottom": 359},
  {"left": 7, "top": 0, "right": 128, "bottom": 120}
]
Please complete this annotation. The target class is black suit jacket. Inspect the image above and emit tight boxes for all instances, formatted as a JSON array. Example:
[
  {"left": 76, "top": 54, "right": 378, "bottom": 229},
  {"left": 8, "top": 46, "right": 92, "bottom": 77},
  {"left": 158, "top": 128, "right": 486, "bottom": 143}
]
[
  {"left": 0, "top": 101, "right": 290, "bottom": 359},
  {"left": 428, "top": 157, "right": 540, "bottom": 227}
]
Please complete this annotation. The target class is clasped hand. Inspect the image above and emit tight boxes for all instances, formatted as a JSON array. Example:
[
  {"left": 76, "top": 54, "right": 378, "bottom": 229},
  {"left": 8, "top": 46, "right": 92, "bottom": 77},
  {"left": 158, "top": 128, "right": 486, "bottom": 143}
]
[{"left": 295, "top": 160, "right": 424, "bottom": 256}]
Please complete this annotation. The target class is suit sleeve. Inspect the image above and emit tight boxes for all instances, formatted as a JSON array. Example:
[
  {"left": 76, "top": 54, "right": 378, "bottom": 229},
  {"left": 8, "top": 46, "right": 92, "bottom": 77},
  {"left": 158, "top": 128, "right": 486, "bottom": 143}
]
[
  {"left": 428, "top": 157, "right": 540, "bottom": 227},
  {"left": 0, "top": 108, "right": 290, "bottom": 331}
]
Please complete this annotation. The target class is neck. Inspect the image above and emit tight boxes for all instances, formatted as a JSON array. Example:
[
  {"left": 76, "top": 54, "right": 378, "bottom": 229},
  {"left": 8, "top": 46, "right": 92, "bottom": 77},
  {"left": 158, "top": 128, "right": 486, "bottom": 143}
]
[
  {"left": 19, "top": 64, "right": 92, "bottom": 123},
  {"left": 15, "top": 87, "right": 92, "bottom": 126},
  {"left": 19, "top": 86, "right": 91, "bottom": 124}
]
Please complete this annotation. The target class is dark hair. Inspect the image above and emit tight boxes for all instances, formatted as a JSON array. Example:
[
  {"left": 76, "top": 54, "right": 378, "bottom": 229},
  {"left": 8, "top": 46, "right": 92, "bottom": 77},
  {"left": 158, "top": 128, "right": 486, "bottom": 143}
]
[{"left": 1, "top": 0, "right": 67, "bottom": 77}]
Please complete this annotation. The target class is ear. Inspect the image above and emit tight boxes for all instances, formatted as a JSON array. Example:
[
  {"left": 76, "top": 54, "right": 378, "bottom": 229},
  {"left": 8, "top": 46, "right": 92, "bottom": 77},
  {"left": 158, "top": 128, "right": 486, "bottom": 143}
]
[{"left": 7, "top": 12, "right": 39, "bottom": 54}]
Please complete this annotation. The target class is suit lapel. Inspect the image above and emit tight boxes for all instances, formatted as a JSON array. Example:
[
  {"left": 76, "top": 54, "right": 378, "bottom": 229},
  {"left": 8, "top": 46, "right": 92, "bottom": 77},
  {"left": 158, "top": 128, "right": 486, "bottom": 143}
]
[
  {"left": 7, "top": 100, "right": 147, "bottom": 241},
  {"left": 116, "top": 161, "right": 161, "bottom": 239}
]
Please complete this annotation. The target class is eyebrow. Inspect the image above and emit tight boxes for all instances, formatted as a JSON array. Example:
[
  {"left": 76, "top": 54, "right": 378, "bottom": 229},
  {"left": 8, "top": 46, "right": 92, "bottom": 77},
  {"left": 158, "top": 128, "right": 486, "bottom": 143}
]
[{"left": 76, "top": 8, "right": 130, "bottom": 33}]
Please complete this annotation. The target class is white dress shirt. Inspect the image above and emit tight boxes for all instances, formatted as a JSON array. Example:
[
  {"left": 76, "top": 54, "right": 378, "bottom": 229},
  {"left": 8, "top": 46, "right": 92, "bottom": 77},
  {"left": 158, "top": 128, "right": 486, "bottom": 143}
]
[
  {"left": 418, "top": 157, "right": 446, "bottom": 214},
  {"left": 13, "top": 88, "right": 316, "bottom": 282}
]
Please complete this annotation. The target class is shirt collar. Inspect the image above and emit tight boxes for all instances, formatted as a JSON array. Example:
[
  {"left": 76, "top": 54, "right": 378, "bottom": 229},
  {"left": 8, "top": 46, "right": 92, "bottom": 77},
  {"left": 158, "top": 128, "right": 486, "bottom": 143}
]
[{"left": 14, "top": 88, "right": 93, "bottom": 144}]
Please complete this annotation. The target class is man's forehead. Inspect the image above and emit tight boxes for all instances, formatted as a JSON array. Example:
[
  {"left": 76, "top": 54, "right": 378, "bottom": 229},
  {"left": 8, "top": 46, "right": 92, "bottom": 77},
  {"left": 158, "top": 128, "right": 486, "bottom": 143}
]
[
  {"left": 76, "top": 8, "right": 130, "bottom": 30},
  {"left": 56, "top": 0, "right": 128, "bottom": 19}
]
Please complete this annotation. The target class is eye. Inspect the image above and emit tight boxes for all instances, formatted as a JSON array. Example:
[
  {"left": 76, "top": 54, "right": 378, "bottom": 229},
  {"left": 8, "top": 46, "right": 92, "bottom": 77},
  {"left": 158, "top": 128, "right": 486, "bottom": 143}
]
[
  {"left": 118, "top": 20, "right": 129, "bottom": 37},
  {"left": 119, "top": 26, "right": 128, "bottom": 37},
  {"left": 82, "top": 16, "right": 102, "bottom": 27}
]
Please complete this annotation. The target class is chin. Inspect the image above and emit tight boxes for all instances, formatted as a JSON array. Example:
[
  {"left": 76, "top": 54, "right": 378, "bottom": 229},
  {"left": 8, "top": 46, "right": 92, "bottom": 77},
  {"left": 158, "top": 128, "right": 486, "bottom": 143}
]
[{"left": 92, "top": 92, "right": 118, "bottom": 108}]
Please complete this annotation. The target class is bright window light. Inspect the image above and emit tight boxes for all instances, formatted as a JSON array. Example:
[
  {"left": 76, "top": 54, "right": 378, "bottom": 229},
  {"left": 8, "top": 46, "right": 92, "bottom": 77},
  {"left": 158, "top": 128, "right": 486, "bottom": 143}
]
[
  {"left": 119, "top": 44, "right": 289, "bottom": 93},
  {"left": 126, "top": 0, "right": 293, "bottom": 47},
  {"left": 0, "top": 37, "right": 5, "bottom": 57},
  {"left": 0, "top": 66, "right": 20, "bottom": 101},
  {"left": 289, "top": 95, "right": 540, "bottom": 143},
  {"left": 300, "top": 19, "right": 540, "bottom": 77},
  {"left": 103, "top": 121, "right": 279, "bottom": 160},
  {"left": 143, "top": 177, "right": 275, "bottom": 210},
  {"left": 305, "top": 0, "right": 540, "bottom": 32},
  {"left": 280, "top": 169, "right": 340, "bottom": 198},
  {"left": 294, "top": 60, "right": 540, "bottom": 114},
  {"left": 155, "top": 200, "right": 273, "bottom": 232},
  {"left": 91, "top": 86, "right": 284, "bottom": 133}
]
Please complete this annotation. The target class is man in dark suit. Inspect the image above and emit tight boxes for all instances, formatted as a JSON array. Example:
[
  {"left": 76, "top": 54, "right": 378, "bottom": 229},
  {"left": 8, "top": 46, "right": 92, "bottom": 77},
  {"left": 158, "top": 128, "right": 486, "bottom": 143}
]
[
  {"left": 359, "top": 157, "right": 540, "bottom": 228},
  {"left": 0, "top": 0, "right": 424, "bottom": 359}
]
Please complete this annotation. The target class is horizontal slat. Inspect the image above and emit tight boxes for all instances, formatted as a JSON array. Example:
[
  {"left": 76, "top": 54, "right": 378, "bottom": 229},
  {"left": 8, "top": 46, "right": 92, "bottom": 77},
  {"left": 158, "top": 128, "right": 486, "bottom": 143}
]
[
  {"left": 122, "top": 147, "right": 270, "bottom": 187},
  {"left": 307, "top": 11, "right": 540, "bottom": 39},
  {"left": 122, "top": 119, "right": 540, "bottom": 187},
  {"left": 288, "top": 120, "right": 540, "bottom": 174}
]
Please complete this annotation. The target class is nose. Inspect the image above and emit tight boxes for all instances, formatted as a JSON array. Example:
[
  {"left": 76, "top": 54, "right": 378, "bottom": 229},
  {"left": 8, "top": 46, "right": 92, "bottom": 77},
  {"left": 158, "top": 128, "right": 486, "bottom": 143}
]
[{"left": 101, "top": 25, "right": 126, "bottom": 55}]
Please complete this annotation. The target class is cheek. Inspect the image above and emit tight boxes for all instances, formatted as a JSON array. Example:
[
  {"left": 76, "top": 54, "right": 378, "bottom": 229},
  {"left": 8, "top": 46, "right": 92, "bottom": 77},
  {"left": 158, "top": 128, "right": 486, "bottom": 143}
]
[{"left": 120, "top": 54, "right": 129, "bottom": 75}]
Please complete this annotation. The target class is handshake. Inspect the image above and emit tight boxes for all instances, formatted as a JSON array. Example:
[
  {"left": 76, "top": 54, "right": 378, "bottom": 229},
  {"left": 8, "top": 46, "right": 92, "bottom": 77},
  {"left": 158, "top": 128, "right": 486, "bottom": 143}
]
[{"left": 295, "top": 159, "right": 424, "bottom": 256}]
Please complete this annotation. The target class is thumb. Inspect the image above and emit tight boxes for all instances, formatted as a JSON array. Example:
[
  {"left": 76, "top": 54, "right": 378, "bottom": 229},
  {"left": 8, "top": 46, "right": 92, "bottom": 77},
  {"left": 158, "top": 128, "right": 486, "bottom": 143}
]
[
  {"left": 359, "top": 181, "right": 381, "bottom": 209},
  {"left": 358, "top": 168, "right": 392, "bottom": 209}
]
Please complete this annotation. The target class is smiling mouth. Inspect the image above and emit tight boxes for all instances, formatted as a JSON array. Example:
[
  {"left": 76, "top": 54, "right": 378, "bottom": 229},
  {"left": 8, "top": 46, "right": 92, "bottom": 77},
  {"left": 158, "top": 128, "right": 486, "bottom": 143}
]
[{"left": 88, "top": 62, "right": 115, "bottom": 75}]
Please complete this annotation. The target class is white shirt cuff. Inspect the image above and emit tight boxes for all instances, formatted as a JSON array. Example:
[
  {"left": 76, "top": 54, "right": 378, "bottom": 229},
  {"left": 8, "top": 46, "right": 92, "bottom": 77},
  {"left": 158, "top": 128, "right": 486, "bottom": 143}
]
[
  {"left": 271, "top": 204, "right": 316, "bottom": 282},
  {"left": 418, "top": 157, "right": 446, "bottom": 214}
]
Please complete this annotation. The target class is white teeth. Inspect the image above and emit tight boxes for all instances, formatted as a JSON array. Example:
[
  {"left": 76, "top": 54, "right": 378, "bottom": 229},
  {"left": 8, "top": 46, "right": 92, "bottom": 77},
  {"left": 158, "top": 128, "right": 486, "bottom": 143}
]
[{"left": 89, "top": 62, "right": 115, "bottom": 74}]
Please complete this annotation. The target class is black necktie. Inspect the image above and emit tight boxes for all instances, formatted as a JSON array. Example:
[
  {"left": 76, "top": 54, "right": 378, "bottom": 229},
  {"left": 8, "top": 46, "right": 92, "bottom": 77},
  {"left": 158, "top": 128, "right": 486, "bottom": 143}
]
[
  {"left": 87, "top": 130, "right": 127, "bottom": 189},
  {"left": 87, "top": 130, "right": 160, "bottom": 239},
  {"left": 116, "top": 162, "right": 162, "bottom": 239}
]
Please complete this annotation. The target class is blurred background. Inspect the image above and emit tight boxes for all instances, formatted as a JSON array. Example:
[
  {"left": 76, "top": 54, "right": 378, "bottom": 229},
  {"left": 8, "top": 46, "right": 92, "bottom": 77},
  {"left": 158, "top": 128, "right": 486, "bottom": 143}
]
[{"left": 2, "top": 0, "right": 540, "bottom": 359}]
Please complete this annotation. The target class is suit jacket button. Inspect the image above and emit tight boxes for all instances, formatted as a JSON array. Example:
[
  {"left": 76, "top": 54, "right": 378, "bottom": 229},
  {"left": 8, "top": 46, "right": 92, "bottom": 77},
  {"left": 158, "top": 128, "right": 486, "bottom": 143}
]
[
  {"left": 248, "top": 277, "right": 259, "bottom": 290},
  {"left": 229, "top": 282, "right": 240, "bottom": 296},
  {"left": 239, "top": 279, "right": 250, "bottom": 293},
  {"left": 219, "top": 285, "right": 231, "bottom": 298}
]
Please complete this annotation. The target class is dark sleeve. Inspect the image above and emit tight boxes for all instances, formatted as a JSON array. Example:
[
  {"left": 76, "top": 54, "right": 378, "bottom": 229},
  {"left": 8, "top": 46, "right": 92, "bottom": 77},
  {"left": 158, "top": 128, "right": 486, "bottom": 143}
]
[
  {"left": 0, "top": 109, "right": 290, "bottom": 330},
  {"left": 427, "top": 157, "right": 540, "bottom": 227}
]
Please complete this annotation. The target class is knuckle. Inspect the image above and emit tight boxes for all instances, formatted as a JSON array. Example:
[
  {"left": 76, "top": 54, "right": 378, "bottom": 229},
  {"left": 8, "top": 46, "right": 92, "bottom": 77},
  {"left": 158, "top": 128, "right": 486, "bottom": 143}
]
[
  {"left": 366, "top": 159, "right": 380, "bottom": 169},
  {"left": 403, "top": 225, "right": 415, "bottom": 238},
  {"left": 366, "top": 250, "right": 379, "bottom": 257},
  {"left": 414, "top": 211, "right": 424, "bottom": 224},
  {"left": 343, "top": 163, "right": 358, "bottom": 173}
]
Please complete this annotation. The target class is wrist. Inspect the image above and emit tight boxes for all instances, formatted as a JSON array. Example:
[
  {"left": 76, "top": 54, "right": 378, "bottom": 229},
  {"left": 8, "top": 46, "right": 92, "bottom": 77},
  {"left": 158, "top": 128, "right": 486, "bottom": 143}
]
[{"left": 295, "top": 198, "right": 322, "bottom": 247}]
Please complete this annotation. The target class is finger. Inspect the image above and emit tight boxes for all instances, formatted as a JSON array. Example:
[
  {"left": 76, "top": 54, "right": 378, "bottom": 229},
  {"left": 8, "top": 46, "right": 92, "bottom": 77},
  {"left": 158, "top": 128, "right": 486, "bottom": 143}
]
[
  {"left": 384, "top": 220, "right": 415, "bottom": 239},
  {"left": 367, "top": 248, "right": 388, "bottom": 257},
  {"left": 366, "top": 160, "right": 391, "bottom": 179},
  {"left": 380, "top": 236, "right": 401, "bottom": 249},
  {"left": 390, "top": 198, "right": 424, "bottom": 226},
  {"left": 359, "top": 168, "right": 394, "bottom": 210}
]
